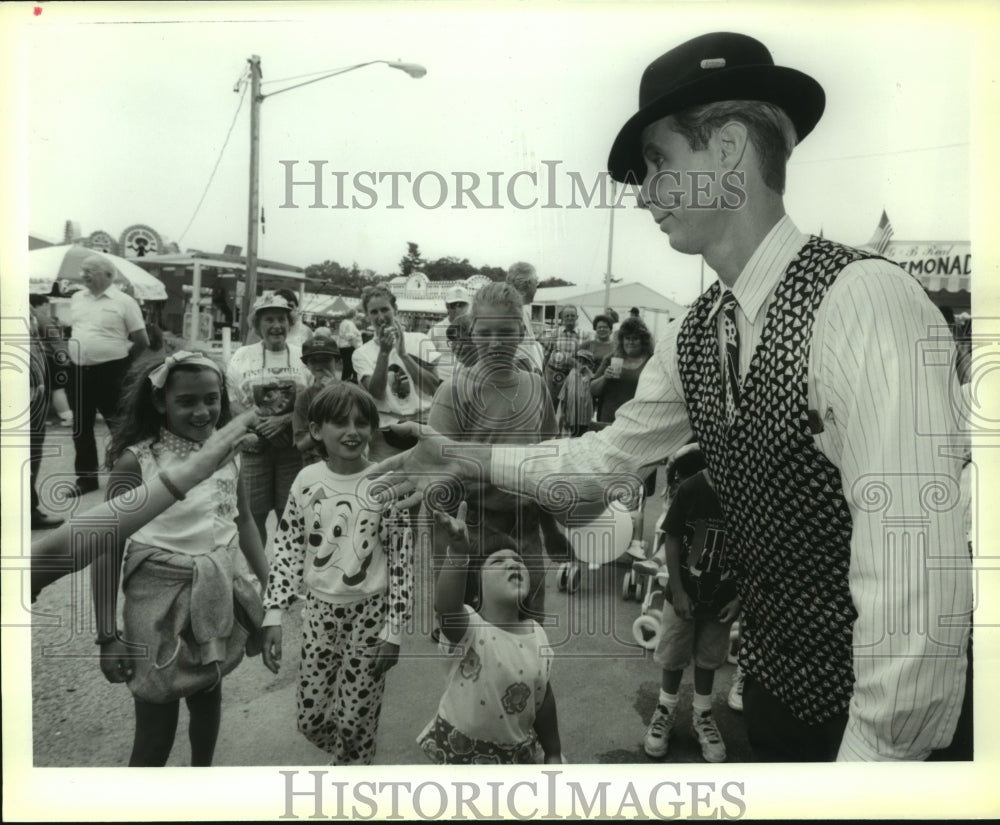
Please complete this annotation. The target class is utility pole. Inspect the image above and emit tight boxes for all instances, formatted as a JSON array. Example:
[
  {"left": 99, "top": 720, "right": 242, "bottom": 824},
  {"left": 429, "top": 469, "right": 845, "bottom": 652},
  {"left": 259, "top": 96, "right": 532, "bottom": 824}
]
[
  {"left": 237, "top": 56, "right": 424, "bottom": 341},
  {"left": 603, "top": 179, "right": 616, "bottom": 311},
  {"left": 241, "top": 55, "right": 262, "bottom": 341}
]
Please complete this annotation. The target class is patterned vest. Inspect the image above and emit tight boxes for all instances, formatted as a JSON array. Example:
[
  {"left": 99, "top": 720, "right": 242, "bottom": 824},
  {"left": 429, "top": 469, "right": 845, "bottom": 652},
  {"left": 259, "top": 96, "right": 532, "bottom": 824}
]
[{"left": 677, "top": 236, "right": 878, "bottom": 724}]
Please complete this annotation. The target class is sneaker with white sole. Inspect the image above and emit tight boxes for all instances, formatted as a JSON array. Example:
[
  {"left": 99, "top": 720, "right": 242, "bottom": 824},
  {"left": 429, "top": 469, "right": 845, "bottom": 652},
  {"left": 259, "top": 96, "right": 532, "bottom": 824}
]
[
  {"left": 642, "top": 704, "right": 675, "bottom": 758},
  {"left": 727, "top": 668, "right": 744, "bottom": 712},
  {"left": 692, "top": 710, "right": 727, "bottom": 762},
  {"left": 626, "top": 540, "right": 646, "bottom": 560},
  {"left": 632, "top": 557, "right": 664, "bottom": 577}
]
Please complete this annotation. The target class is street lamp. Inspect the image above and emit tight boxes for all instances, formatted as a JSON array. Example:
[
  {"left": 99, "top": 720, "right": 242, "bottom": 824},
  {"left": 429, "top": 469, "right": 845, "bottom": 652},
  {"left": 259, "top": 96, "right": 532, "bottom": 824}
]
[{"left": 240, "top": 57, "right": 426, "bottom": 340}]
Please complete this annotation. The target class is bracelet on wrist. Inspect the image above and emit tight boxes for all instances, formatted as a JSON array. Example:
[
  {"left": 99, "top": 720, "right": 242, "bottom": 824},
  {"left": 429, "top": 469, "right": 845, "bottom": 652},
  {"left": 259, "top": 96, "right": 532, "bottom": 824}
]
[
  {"left": 158, "top": 469, "right": 187, "bottom": 501},
  {"left": 444, "top": 553, "right": 470, "bottom": 568}
]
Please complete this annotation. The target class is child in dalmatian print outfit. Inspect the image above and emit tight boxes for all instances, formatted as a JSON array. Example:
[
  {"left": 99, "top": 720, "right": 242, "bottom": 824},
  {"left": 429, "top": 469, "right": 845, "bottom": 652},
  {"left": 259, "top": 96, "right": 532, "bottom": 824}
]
[
  {"left": 261, "top": 383, "right": 413, "bottom": 765},
  {"left": 418, "top": 501, "right": 562, "bottom": 765}
]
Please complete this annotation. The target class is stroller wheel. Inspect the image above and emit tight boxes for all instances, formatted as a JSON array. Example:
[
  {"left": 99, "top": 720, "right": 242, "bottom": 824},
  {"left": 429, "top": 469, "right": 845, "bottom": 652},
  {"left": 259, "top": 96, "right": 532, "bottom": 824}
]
[
  {"left": 557, "top": 563, "right": 569, "bottom": 592},
  {"left": 622, "top": 570, "right": 635, "bottom": 601},
  {"left": 633, "top": 612, "right": 662, "bottom": 650}
]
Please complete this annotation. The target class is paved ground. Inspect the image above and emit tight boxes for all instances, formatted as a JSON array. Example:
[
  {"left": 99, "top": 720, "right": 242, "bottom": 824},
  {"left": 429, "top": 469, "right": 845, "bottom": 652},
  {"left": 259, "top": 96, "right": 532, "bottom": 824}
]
[{"left": 24, "top": 418, "right": 753, "bottom": 767}]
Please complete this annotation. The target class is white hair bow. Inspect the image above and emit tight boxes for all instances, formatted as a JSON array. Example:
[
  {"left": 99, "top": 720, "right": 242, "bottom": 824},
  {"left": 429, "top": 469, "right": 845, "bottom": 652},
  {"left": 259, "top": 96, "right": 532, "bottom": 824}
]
[{"left": 148, "top": 350, "right": 222, "bottom": 389}]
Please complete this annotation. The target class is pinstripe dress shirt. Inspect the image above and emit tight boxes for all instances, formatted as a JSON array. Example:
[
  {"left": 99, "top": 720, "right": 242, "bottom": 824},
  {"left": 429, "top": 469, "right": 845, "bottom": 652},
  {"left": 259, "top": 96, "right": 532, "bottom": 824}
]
[{"left": 493, "top": 215, "right": 971, "bottom": 761}]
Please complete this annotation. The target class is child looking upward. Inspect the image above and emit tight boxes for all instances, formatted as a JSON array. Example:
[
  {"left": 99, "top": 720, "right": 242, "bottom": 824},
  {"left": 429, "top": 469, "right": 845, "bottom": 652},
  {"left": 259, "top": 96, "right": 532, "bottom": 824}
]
[{"left": 419, "top": 501, "right": 562, "bottom": 765}]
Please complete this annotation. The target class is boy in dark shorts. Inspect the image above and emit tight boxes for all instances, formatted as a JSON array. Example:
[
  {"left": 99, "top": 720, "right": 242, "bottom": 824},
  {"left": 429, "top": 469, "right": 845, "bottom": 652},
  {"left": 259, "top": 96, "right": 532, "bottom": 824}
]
[{"left": 639, "top": 447, "right": 740, "bottom": 762}]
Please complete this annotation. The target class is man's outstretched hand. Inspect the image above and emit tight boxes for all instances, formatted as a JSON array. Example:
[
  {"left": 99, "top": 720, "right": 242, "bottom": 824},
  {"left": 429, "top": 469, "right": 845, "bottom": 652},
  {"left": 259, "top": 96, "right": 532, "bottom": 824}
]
[{"left": 368, "top": 422, "right": 486, "bottom": 510}]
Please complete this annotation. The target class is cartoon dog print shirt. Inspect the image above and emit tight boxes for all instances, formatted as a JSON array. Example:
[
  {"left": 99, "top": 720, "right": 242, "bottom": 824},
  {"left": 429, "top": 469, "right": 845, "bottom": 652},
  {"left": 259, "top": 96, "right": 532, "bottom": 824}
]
[{"left": 262, "top": 463, "right": 413, "bottom": 644}]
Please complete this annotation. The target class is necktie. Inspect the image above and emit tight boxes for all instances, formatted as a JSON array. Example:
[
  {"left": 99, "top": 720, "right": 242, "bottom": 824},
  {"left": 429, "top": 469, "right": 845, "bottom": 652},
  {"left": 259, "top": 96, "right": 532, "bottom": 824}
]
[{"left": 719, "top": 291, "right": 741, "bottom": 426}]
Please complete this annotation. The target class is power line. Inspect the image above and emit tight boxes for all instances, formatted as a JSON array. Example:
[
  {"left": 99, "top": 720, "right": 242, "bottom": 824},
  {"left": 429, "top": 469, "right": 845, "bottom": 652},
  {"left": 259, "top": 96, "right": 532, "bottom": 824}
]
[
  {"left": 791, "top": 141, "right": 969, "bottom": 165},
  {"left": 177, "top": 79, "right": 249, "bottom": 244}
]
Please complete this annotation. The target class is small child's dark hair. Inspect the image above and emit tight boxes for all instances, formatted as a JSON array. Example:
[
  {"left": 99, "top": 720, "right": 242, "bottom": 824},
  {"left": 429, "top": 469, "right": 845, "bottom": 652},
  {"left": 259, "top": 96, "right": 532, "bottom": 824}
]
[
  {"left": 668, "top": 447, "right": 706, "bottom": 486},
  {"left": 462, "top": 533, "right": 529, "bottom": 617},
  {"left": 308, "top": 381, "right": 380, "bottom": 431}
]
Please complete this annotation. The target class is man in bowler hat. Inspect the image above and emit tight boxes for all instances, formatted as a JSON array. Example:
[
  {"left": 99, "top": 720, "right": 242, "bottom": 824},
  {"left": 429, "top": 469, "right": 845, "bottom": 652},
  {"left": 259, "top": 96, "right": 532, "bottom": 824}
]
[{"left": 380, "top": 32, "right": 972, "bottom": 762}]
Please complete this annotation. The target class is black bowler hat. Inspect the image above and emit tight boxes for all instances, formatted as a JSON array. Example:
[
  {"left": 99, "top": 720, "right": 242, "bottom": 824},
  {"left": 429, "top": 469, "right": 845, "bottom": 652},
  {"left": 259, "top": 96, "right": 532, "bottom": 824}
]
[{"left": 607, "top": 32, "right": 825, "bottom": 183}]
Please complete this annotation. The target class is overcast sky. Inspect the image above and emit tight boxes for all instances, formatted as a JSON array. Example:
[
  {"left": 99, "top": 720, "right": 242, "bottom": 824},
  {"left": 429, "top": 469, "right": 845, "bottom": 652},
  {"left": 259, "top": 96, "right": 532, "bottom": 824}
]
[{"left": 13, "top": 1, "right": 983, "bottom": 306}]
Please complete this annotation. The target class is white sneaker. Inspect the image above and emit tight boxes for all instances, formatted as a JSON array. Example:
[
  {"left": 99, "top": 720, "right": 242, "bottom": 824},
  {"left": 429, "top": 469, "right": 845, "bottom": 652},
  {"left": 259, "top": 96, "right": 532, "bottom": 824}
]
[
  {"left": 642, "top": 704, "right": 675, "bottom": 758},
  {"left": 727, "top": 668, "right": 744, "bottom": 713},
  {"left": 632, "top": 557, "right": 663, "bottom": 577},
  {"left": 692, "top": 710, "right": 727, "bottom": 763},
  {"left": 626, "top": 540, "right": 646, "bottom": 560}
]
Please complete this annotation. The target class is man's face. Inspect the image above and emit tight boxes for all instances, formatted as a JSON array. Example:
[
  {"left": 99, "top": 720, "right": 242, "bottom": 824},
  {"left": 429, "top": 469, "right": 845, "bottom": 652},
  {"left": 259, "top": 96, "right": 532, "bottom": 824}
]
[
  {"left": 80, "top": 263, "right": 114, "bottom": 295},
  {"left": 639, "top": 117, "right": 725, "bottom": 256},
  {"left": 446, "top": 301, "right": 468, "bottom": 322},
  {"left": 366, "top": 295, "right": 395, "bottom": 328},
  {"left": 561, "top": 309, "right": 577, "bottom": 331}
]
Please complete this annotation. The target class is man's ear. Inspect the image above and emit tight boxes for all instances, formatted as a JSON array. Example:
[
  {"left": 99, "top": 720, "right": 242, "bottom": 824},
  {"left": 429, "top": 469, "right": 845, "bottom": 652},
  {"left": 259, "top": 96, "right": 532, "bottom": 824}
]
[{"left": 715, "top": 121, "right": 749, "bottom": 171}]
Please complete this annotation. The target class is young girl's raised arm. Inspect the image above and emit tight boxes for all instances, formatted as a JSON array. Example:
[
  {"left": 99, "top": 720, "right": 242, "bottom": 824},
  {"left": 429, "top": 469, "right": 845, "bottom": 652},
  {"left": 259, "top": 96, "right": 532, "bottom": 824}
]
[
  {"left": 31, "top": 411, "right": 260, "bottom": 601},
  {"left": 433, "top": 502, "right": 472, "bottom": 644},
  {"left": 91, "top": 451, "right": 142, "bottom": 683},
  {"left": 236, "top": 474, "right": 268, "bottom": 585}
]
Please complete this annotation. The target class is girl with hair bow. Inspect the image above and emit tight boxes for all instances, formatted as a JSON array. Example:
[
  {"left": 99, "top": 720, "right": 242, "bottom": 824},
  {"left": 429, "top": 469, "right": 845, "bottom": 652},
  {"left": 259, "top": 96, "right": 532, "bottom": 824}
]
[{"left": 92, "top": 351, "right": 268, "bottom": 766}]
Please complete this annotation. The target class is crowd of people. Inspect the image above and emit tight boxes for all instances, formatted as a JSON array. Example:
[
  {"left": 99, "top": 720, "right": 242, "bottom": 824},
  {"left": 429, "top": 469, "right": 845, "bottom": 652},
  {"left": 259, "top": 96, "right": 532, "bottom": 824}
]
[
  {"left": 28, "top": 258, "right": 651, "bottom": 766},
  {"left": 27, "top": 30, "right": 974, "bottom": 769}
]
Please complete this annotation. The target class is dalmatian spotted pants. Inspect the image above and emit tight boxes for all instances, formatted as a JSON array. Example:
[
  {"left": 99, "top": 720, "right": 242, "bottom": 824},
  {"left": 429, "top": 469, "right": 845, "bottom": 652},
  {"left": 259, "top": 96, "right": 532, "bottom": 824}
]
[{"left": 298, "top": 592, "right": 388, "bottom": 765}]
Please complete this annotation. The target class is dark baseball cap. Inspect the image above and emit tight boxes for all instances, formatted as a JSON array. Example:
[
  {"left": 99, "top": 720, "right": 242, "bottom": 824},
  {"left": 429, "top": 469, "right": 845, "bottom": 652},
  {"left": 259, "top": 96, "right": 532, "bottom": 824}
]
[{"left": 301, "top": 338, "right": 342, "bottom": 362}]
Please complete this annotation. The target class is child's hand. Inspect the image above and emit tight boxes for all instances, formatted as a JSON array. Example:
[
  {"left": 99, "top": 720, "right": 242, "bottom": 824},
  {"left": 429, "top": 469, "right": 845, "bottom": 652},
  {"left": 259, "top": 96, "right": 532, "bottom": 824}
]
[
  {"left": 262, "top": 625, "right": 282, "bottom": 673},
  {"left": 717, "top": 596, "right": 741, "bottom": 625},
  {"left": 434, "top": 501, "right": 471, "bottom": 557},
  {"left": 371, "top": 640, "right": 400, "bottom": 679},
  {"left": 254, "top": 413, "right": 289, "bottom": 439},
  {"left": 98, "top": 638, "right": 134, "bottom": 683},
  {"left": 392, "top": 322, "right": 408, "bottom": 357},
  {"left": 176, "top": 410, "right": 260, "bottom": 488},
  {"left": 670, "top": 588, "right": 693, "bottom": 620}
]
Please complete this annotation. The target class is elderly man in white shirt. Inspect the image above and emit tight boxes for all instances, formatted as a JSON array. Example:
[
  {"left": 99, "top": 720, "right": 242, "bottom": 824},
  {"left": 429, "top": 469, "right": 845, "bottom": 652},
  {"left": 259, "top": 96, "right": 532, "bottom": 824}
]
[
  {"left": 66, "top": 256, "right": 149, "bottom": 496},
  {"left": 380, "top": 32, "right": 972, "bottom": 763}
]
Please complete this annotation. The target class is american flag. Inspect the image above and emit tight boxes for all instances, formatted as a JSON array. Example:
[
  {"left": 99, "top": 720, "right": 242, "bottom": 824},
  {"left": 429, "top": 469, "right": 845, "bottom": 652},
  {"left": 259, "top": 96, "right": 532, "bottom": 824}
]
[{"left": 863, "top": 210, "right": 894, "bottom": 255}]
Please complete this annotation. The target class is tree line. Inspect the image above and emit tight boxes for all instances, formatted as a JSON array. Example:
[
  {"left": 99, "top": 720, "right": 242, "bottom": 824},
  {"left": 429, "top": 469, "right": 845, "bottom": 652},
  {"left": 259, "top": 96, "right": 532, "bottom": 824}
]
[{"left": 303, "top": 242, "right": 574, "bottom": 296}]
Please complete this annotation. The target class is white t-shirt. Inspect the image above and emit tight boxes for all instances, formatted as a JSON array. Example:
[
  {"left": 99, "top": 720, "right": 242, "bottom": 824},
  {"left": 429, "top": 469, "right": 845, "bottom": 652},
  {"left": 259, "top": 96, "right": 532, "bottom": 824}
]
[
  {"left": 430, "top": 605, "right": 552, "bottom": 746},
  {"left": 225, "top": 342, "right": 311, "bottom": 413},
  {"left": 352, "top": 332, "right": 440, "bottom": 420},
  {"left": 68, "top": 286, "right": 146, "bottom": 365}
]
